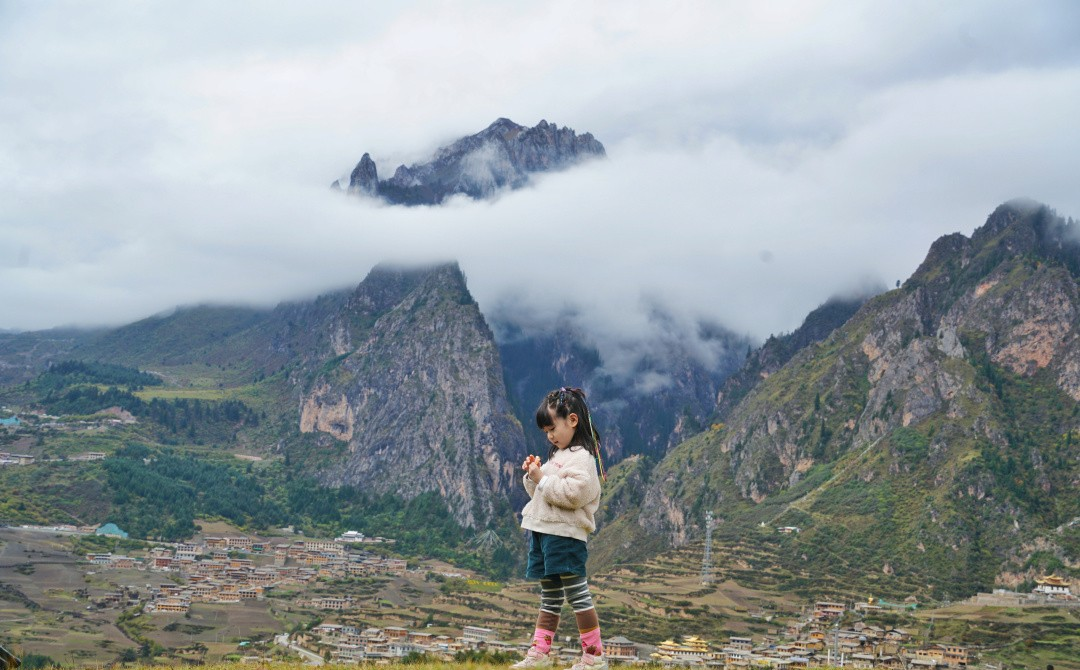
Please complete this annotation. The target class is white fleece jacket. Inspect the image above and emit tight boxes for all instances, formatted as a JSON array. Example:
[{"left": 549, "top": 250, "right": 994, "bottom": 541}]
[{"left": 520, "top": 445, "right": 602, "bottom": 542}]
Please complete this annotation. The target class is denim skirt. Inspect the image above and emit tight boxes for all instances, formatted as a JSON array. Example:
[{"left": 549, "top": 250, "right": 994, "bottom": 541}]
[{"left": 525, "top": 530, "right": 588, "bottom": 579}]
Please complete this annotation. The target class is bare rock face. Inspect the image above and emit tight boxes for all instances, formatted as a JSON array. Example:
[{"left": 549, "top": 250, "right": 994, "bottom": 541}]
[
  {"left": 297, "top": 263, "right": 526, "bottom": 528},
  {"left": 300, "top": 383, "right": 354, "bottom": 441},
  {"left": 336, "top": 118, "right": 605, "bottom": 205},
  {"left": 348, "top": 153, "right": 379, "bottom": 197}
]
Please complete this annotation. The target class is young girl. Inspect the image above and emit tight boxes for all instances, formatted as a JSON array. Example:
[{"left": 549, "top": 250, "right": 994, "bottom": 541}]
[{"left": 514, "top": 387, "right": 606, "bottom": 670}]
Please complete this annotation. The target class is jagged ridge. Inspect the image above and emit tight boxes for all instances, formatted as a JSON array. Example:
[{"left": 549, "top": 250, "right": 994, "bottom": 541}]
[{"left": 333, "top": 118, "right": 605, "bottom": 205}]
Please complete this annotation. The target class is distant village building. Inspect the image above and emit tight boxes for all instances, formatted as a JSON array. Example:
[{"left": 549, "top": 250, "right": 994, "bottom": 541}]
[
  {"left": 461, "top": 626, "right": 496, "bottom": 644},
  {"left": 221, "top": 536, "right": 253, "bottom": 550},
  {"left": 652, "top": 636, "right": 711, "bottom": 662},
  {"left": 299, "top": 596, "right": 354, "bottom": 610},
  {"left": 70, "top": 452, "right": 107, "bottom": 461},
  {"left": 813, "top": 601, "right": 846, "bottom": 619},
  {"left": 1034, "top": 575, "right": 1073, "bottom": 598},
  {"left": 914, "top": 644, "right": 970, "bottom": 667},
  {"left": 303, "top": 540, "right": 343, "bottom": 554},
  {"left": 0, "top": 452, "right": 35, "bottom": 465},
  {"left": 604, "top": 637, "right": 639, "bottom": 661},
  {"left": 175, "top": 544, "right": 198, "bottom": 560}
]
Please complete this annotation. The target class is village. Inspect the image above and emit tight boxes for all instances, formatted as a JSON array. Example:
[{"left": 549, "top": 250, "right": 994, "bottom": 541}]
[
  {"left": 296, "top": 612, "right": 961, "bottom": 669},
  {"left": 12, "top": 522, "right": 1077, "bottom": 669},
  {"left": 60, "top": 526, "right": 404, "bottom": 614}
]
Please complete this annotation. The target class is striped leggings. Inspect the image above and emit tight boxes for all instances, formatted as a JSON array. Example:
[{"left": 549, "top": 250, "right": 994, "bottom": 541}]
[
  {"left": 534, "top": 573, "right": 602, "bottom": 656},
  {"left": 540, "top": 573, "right": 595, "bottom": 614}
]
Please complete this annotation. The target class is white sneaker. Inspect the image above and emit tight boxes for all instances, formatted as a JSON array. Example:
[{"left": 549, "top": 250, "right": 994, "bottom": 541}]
[
  {"left": 566, "top": 652, "right": 608, "bottom": 670},
  {"left": 511, "top": 648, "right": 554, "bottom": 669}
]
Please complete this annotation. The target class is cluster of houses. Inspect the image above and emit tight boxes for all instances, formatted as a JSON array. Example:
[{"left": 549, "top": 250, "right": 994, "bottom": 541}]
[
  {"left": 295, "top": 601, "right": 972, "bottom": 669},
  {"left": 701, "top": 628, "right": 969, "bottom": 668},
  {"left": 0, "top": 450, "right": 108, "bottom": 466},
  {"left": 643, "top": 618, "right": 968, "bottom": 668},
  {"left": 700, "top": 601, "right": 971, "bottom": 669},
  {"left": 81, "top": 532, "right": 406, "bottom": 614},
  {"left": 301, "top": 623, "right": 641, "bottom": 665},
  {"left": 583, "top": 601, "right": 969, "bottom": 669}
]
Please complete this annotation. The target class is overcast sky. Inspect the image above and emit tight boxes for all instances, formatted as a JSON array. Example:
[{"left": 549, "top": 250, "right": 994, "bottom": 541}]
[{"left": 3, "top": 1, "right": 1080, "bottom": 355}]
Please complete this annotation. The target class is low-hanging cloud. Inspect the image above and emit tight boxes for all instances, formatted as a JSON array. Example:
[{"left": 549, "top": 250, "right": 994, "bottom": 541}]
[{"left": 3, "top": 1, "right": 1080, "bottom": 385}]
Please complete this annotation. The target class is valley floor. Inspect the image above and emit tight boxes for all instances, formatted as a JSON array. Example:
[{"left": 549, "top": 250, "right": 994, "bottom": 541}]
[{"left": 2, "top": 526, "right": 1078, "bottom": 670}]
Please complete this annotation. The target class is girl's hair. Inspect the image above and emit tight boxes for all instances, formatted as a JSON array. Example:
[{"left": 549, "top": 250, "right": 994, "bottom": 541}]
[{"left": 535, "top": 387, "right": 601, "bottom": 458}]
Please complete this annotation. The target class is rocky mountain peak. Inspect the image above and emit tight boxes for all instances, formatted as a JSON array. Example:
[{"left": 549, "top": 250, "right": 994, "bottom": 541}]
[
  {"left": 335, "top": 118, "right": 605, "bottom": 206},
  {"left": 348, "top": 153, "right": 379, "bottom": 196},
  {"left": 907, "top": 200, "right": 1080, "bottom": 330},
  {"left": 479, "top": 117, "right": 525, "bottom": 138}
]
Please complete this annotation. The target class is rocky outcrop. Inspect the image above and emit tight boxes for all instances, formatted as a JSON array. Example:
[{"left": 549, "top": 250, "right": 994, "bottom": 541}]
[
  {"left": 300, "top": 383, "right": 355, "bottom": 441},
  {"left": 298, "top": 263, "right": 526, "bottom": 528},
  {"left": 336, "top": 118, "right": 605, "bottom": 205}
]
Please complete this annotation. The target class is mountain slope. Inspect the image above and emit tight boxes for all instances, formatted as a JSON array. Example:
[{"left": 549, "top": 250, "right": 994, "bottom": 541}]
[
  {"left": 714, "top": 293, "right": 873, "bottom": 420},
  {"left": 295, "top": 263, "right": 527, "bottom": 529},
  {"left": 596, "top": 200, "right": 1080, "bottom": 600},
  {"left": 0, "top": 329, "right": 95, "bottom": 386}
]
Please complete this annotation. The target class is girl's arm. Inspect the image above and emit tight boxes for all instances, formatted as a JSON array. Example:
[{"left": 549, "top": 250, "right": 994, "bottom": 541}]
[{"left": 538, "top": 454, "right": 600, "bottom": 510}]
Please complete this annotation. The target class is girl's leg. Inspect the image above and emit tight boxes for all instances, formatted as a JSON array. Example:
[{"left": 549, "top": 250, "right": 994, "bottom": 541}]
[
  {"left": 512, "top": 576, "right": 563, "bottom": 668},
  {"left": 533, "top": 574, "right": 563, "bottom": 653},
  {"left": 560, "top": 573, "right": 604, "bottom": 657}
]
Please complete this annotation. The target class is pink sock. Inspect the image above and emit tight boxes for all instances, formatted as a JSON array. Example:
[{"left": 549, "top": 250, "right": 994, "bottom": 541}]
[
  {"left": 533, "top": 628, "right": 556, "bottom": 654},
  {"left": 580, "top": 628, "right": 603, "bottom": 656}
]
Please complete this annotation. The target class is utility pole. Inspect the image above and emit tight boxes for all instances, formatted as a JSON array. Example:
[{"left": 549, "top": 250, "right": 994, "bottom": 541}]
[{"left": 700, "top": 510, "right": 714, "bottom": 585}]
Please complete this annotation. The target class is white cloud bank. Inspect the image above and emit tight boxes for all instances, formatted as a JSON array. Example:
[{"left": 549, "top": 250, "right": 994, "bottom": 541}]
[{"left": 2, "top": 0, "right": 1080, "bottom": 357}]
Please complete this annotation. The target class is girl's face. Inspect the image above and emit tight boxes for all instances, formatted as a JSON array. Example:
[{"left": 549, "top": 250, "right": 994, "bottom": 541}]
[{"left": 543, "top": 411, "right": 578, "bottom": 450}]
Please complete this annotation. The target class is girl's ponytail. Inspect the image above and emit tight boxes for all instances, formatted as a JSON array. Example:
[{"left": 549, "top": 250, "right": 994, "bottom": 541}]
[{"left": 544, "top": 386, "right": 606, "bottom": 482}]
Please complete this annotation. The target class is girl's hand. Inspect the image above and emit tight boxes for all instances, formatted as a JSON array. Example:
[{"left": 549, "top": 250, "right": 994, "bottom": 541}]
[
  {"left": 527, "top": 461, "right": 543, "bottom": 483},
  {"left": 521, "top": 454, "right": 541, "bottom": 471}
]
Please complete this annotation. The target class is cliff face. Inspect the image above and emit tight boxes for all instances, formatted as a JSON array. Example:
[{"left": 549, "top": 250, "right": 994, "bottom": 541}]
[
  {"left": 297, "top": 263, "right": 526, "bottom": 529},
  {"left": 611, "top": 201, "right": 1080, "bottom": 599},
  {"left": 337, "top": 118, "right": 605, "bottom": 205}
]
